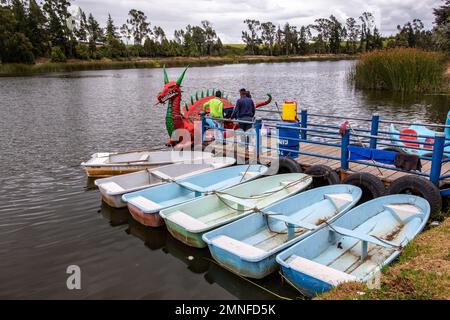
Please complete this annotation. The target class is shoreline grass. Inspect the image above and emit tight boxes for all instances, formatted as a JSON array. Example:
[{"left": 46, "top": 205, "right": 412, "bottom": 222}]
[
  {"left": 318, "top": 217, "right": 450, "bottom": 300},
  {"left": 0, "top": 54, "right": 357, "bottom": 77},
  {"left": 350, "top": 48, "right": 448, "bottom": 93}
]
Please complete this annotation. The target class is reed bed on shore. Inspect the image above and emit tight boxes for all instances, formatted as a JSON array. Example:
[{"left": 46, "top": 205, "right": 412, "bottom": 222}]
[
  {"left": 350, "top": 48, "right": 447, "bottom": 93},
  {"left": 0, "top": 54, "right": 357, "bottom": 76}
]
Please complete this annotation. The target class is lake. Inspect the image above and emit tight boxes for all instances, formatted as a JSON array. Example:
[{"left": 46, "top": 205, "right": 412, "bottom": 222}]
[{"left": 0, "top": 60, "right": 448, "bottom": 299}]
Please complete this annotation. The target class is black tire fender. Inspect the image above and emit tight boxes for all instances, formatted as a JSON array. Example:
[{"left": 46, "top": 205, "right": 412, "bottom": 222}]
[
  {"left": 388, "top": 175, "right": 442, "bottom": 215},
  {"left": 276, "top": 157, "right": 302, "bottom": 174},
  {"left": 343, "top": 172, "right": 386, "bottom": 204},
  {"left": 304, "top": 165, "right": 340, "bottom": 188}
]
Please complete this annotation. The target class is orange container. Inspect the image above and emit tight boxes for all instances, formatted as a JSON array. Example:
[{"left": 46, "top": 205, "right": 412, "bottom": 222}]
[{"left": 282, "top": 101, "right": 298, "bottom": 122}]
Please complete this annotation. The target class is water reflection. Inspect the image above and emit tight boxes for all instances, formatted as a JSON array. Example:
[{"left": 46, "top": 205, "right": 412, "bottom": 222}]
[
  {"left": 204, "top": 262, "right": 305, "bottom": 300},
  {"left": 99, "top": 203, "right": 301, "bottom": 299}
]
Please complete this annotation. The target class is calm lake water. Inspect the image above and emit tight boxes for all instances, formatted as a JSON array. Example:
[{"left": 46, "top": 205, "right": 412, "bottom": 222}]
[{"left": 0, "top": 61, "right": 448, "bottom": 299}]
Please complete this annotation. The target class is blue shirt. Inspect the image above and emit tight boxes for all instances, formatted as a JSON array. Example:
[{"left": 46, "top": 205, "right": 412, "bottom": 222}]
[{"left": 232, "top": 97, "right": 255, "bottom": 119}]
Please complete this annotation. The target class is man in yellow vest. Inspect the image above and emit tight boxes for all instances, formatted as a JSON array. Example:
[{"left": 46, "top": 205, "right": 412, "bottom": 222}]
[{"left": 204, "top": 91, "right": 224, "bottom": 141}]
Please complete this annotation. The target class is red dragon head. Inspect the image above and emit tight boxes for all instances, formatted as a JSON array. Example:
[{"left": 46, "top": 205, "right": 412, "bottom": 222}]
[{"left": 156, "top": 65, "right": 188, "bottom": 104}]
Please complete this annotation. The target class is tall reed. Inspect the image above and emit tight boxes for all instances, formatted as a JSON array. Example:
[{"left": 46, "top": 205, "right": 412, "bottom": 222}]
[{"left": 350, "top": 48, "right": 447, "bottom": 93}]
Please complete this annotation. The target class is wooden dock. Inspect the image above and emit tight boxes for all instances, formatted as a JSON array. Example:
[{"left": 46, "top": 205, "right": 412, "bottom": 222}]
[{"left": 211, "top": 137, "right": 450, "bottom": 186}]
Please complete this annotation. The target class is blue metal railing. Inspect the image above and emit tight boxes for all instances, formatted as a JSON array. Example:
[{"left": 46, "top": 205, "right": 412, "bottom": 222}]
[{"left": 200, "top": 109, "right": 449, "bottom": 189}]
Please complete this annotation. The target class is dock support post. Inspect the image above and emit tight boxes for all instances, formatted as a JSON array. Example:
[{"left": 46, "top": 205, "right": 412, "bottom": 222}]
[
  {"left": 200, "top": 112, "right": 206, "bottom": 144},
  {"left": 301, "top": 109, "right": 308, "bottom": 140},
  {"left": 430, "top": 133, "right": 445, "bottom": 186},
  {"left": 254, "top": 118, "right": 262, "bottom": 160},
  {"left": 370, "top": 113, "right": 380, "bottom": 149},
  {"left": 341, "top": 128, "right": 350, "bottom": 170}
]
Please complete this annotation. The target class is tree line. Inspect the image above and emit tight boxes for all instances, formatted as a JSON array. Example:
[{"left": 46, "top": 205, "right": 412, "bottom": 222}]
[
  {"left": 0, "top": 0, "right": 448, "bottom": 65},
  {"left": 0, "top": 0, "right": 224, "bottom": 64},
  {"left": 242, "top": 3, "right": 450, "bottom": 56}
]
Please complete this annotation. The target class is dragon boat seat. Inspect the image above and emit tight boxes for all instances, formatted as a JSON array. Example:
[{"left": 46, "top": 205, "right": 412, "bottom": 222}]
[{"left": 400, "top": 129, "right": 419, "bottom": 148}]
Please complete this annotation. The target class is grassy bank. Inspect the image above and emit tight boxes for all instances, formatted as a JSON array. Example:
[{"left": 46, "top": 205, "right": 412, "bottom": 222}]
[
  {"left": 0, "top": 54, "right": 357, "bottom": 76},
  {"left": 319, "top": 218, "right": 450, "bottom": 300},
  {"left": 350, "top": 48, "right": 448, "bottom": 93}
]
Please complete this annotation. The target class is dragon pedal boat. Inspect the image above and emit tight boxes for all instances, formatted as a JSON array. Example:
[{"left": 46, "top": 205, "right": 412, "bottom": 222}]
[
  {"left": 122, "top": 165, "right": 268, "bottom": 227},
  {"left": 389, "top": 110, "right": 450, "bottom": 157},
  {"left": 276, "top": 194, "right": 430, "bottom": 297},
  {"left": 160, "top": 173, "right": 313, "bottom": 249},
  {"left": 202, "top": 185, "right": 362, "bottom": 279}
]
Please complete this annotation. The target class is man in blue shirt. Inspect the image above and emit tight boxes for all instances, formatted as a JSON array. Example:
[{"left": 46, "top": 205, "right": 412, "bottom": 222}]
[{"left": 232, "top": 88, "right": 255, "bottom": 132}]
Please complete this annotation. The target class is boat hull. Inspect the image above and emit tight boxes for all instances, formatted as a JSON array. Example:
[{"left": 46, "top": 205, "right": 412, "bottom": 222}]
[
  {"left": 128, "top": 204, "right": 165, "bottom": 227},
  {"left": 84, "top": 165, "right": 158, "bottom": 178},
  {"left": 209, "top": 245, "right": 279, "bottom": 279},
  {"left": 101, "top": 192, "right": 127, "bottom": 208},
  {"left": 165, "top": 220, "right": 206, "bottom": 248}
]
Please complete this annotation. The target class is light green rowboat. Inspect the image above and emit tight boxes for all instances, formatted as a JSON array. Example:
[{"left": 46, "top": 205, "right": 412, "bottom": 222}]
[{"left": 159, "top": 173, "right": 313, "bottom": 248}]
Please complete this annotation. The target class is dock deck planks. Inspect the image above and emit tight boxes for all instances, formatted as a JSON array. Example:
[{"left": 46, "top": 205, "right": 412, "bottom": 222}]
[{"left": 212, "top": 137, "right": 450, "bottom": 185}]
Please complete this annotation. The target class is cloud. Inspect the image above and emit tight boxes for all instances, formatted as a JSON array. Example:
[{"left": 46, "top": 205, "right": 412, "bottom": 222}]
[{"left": 71, "top": 0, "right": 441, "bottom": 43}]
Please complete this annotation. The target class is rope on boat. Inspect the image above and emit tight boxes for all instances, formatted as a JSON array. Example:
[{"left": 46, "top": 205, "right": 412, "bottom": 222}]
[
  {"left": 278, "top": 271, "right": 308, "bottom": 297},
  {"left": 201, "top": 257, "right": 295, "bottom": 301},
  {"left": 323, "top": 221, "right": 404, "bottom": 250}
]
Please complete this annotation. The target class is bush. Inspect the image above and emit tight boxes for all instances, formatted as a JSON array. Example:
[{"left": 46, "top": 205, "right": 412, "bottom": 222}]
[
  {"left": 1, "top": 32, "right": 35, "bottom": 64},
  {"left": 51, "top": 46, "right": 67, "bottom": 63},
  {"left": 351, "top": 48, "right": 447, "bottom": 93},
  {"left": 75, "top": 44, "right": 90, "bottom": 60},
  {"left": 105, "top": 38, "right": 128, "bottom": 58}
]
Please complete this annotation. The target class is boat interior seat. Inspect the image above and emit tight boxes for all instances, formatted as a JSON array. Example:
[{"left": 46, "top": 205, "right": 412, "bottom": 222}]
[
  {"left": 166, "top": 210, "right": 208, "bottom": 232},
  {"left": 151, "top": 170, "right": 173, "bottom": 181},
  {"left": 210, "top": 235, "right": 267, "bottom": 260},
  {"left": 139, "top": 154, "right": 150, "bottom": 161},
  {"left": 100, "top": 181, "right": 125, "bottom": 194},
  {"left": 239, "top": 171, "right": 259, "bottom": 178},
  {"left": 383, "top": 204, "right": 422, "bottom": 224},
  {"left": 128, "top": 196, "right": 162, "bottom": 212},
  {"left": 424, "top": 138, "right": 435, "bottom": 150},
  {"left": 288, "top": 255, "right": 359, "bottom": 287},
  {"left": 329, "top": 225, "right": 397, "bottom": 249},
  {"left": 324, "top": 193, "right": 353, "bottom": 211},
  {"left": 266, "top": 212, "right": 317, "bottom": 230},
  {"left": 217, "top": 193, "right": 256, "bottom": 208},
  {"left": 400, "top": 129, "right": 419, "bottom": 147}
]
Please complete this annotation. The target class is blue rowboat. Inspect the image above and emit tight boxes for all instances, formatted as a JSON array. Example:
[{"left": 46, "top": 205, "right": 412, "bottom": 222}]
[
  {"left": 161, "top": 173, "right": 313, "bottom": 249},
  {"left": 276, "top": 194, "right": 430, "bottom": 297},
  {"left": 95, "top": 157, "right": 236, "bottom": 208},
  {"left": 121, "top": 165, "right": 268, "bottom": 227},
  {"left": 202, "top": 185, "right": 362, "bottom": 279}
]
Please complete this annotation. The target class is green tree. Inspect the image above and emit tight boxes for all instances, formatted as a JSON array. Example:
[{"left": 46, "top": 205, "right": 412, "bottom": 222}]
[
  {"left": 242, "top": 19, "right": 260, "bottom": 55},
  {"left": 345, "top": 17, "right": 360, "bottom": 54},
  {"left": 42, "top": 0, "right": 73, "bottom": 57},
  {"left": 260, "top": 21, "right": 276, "bottom": 55},
  {"left": 105, "top": 13, "right": 118, "bottom": 40},
  {"left": 126, "top": 9, "right": 150, "bottom": 45},
  {"left": 201, "top": 20, "right": 216, "bottom": 55},
  {"left": 27, "top": 0, "right": 49, "bottom": 57}
]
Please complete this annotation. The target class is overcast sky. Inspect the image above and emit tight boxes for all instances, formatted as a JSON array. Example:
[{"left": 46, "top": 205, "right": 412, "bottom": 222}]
[{"left": 71, "top": 0, "right": 441, "bottom": 43}]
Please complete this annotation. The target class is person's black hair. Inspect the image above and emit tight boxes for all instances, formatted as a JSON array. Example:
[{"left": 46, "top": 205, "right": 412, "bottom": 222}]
[
  {"left": 246, "top": 91, "right": 252, "bottom": 98},
  {"left": 215, "top": 91, "right": 222, "bottom": 98},
  {"left": 239, "top": 88, "right": 246, "bottom": 94}
]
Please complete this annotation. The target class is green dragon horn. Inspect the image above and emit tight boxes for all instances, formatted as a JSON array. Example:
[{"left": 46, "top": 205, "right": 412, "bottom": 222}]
[
  {"left": 163, "top": 65, "right": 169, "bottom": 84},
  {"left": 176, "top": 65, "right": 189, "bottom": 85}
]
